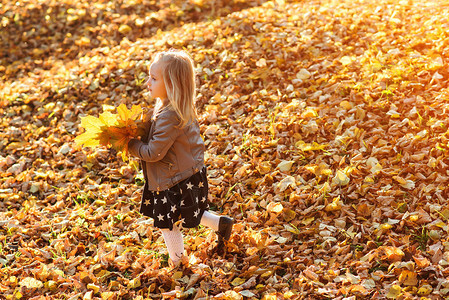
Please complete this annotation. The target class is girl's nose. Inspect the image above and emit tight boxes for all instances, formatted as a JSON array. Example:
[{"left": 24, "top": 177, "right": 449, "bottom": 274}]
[{"left": 145, "top": 77, "right": 150, "bottom": 87}]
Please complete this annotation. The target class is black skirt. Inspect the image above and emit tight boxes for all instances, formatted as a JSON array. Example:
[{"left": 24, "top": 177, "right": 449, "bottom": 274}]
[{"left": 140, "top": 167, "right": 210, "bottom": 230}]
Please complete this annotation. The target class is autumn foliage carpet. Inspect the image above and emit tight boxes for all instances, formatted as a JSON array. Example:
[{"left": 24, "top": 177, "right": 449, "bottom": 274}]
[{"left": 2, "top": 0, "right": 449, "bottom": 299}]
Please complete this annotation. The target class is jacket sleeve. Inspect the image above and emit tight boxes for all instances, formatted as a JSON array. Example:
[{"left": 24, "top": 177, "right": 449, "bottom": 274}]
[{"left": 128, "top": 111, "right": 180, "bottom": 162}]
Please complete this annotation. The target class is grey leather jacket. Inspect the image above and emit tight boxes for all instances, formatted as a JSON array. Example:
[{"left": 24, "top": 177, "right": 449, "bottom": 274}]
[{"left": 128, "top": 108, "right": 205, "bottom": 192}]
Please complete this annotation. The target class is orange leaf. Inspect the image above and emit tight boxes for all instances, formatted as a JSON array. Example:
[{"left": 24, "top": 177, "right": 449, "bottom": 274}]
[
  {"left": 380, "top": 246, "right": 405, "bottom": 262},
  {"left": 413, "top": 256, "right": 430, "bottom": 268}
]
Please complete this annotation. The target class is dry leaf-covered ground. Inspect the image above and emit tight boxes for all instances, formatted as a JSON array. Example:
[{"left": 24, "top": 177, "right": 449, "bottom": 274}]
[{"left": 1, "top": 0, "right": 449, "bottom": 299}]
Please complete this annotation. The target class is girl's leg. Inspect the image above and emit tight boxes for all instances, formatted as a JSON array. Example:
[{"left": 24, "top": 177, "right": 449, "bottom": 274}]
[
  {"left": 160, "top": 224, "right": 184, "bottom": 265},
  {"left": 200, "top": 210, "right": 220, "bottom": 231},
  {"left": 200, "top": 210, "right": 234, "bottom": 242}
]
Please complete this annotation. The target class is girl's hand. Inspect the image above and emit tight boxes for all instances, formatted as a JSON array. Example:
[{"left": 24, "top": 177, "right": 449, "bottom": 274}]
[{"left": 128, "top": 138, "right": 142, "bottom": 156}]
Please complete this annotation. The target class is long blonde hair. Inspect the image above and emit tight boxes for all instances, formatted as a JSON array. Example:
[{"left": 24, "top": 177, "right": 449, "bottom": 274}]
[{"left": 153, "top": 49, "right": 197, "bottom": 128}]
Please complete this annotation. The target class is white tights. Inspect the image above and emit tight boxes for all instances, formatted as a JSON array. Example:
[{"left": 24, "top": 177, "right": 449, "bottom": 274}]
[{"left": 160, "top": 210, "right": 221, "bottom": 264}]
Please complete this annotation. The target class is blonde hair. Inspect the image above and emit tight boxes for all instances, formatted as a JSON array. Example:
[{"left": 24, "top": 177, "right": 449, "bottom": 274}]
[{"left": 153, "top": 49, "right": 197, "bottom": 128}]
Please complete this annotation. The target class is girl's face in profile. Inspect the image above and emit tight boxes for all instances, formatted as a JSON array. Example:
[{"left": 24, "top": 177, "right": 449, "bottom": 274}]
[{"left": 146, "top": 61, "right": 167, "bottom": 101}]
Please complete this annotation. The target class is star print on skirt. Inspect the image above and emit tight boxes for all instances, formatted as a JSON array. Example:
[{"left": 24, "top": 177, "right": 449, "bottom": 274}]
[{"left": 140, "top": 167, "right": 210, "bottom": 230}]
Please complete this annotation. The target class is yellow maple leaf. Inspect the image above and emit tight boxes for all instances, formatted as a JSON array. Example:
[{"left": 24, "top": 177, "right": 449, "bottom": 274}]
[
  {"left": 117, "top": 104, "right": 143, "bottom": 127},
  {"left": 75, "top": 130, "right": 101, "bottom": 148},
  {"left": 80, "top": 115, "right": 105, "bottom": 131},
  {"left": 99, "top": 111, "right": 119, "bottom": 127},
  {"left": 75, "top": 115, "right": 105, "bottom": 148}
]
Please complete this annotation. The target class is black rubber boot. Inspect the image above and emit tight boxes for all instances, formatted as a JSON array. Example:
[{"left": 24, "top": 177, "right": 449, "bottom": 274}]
[{"left": 217, "top": 216, "right": 234, "bottom": 244}]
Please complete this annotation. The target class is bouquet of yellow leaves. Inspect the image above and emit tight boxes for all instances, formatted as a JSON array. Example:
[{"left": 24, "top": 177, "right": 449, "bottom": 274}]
[{"left": 75, "top": 104, "right": 146, "bottom": 161}]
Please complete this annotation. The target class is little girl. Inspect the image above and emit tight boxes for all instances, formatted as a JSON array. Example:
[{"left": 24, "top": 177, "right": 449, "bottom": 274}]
[{"left": 127, "top": 49, "right": 233, "bottom": 266}]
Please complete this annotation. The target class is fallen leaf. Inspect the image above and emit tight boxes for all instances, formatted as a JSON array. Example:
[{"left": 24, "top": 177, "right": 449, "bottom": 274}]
[
  {"left": 266, "top": 201, "right": 283, "bottom": 214},
  {"left": 417, "top": 284, "right": 432, "bottom": 296},
  {"left": 19, "top": 277, "right": 43, "bottom": 289},
  {"left": 413, "top": 256, "right": 430, "bottom": 268},
  {"left": 118, "top": 24, "right": 132, "bottom": 34},
  {"left": 332, "top": 170, "right": 350, "bottom": 186},
  {"left": 277, "top": 160, "right": 294, "bottom": 172},
  {"left": 297, "top": 68, "right": 311, "bottom": 80},
  {"left": 325, "top": 196, "right": 343, "bottom": 212},
  {"left": 231, "top": 277, "right": 246, "bottom": 286},
  {"left": 386, "top": 284, "right": 402, "bottom": 299},
  {"left": 276, "top": 175, "right": 296, "bottom": 192},
  {"left": 398, "top": 270, "right": 418, "bottom": 286}
]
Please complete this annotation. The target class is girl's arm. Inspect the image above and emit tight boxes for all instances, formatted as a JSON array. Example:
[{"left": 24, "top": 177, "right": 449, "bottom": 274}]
[{"left": 128, "top": 111, "right": 179, "bottom": 162}]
